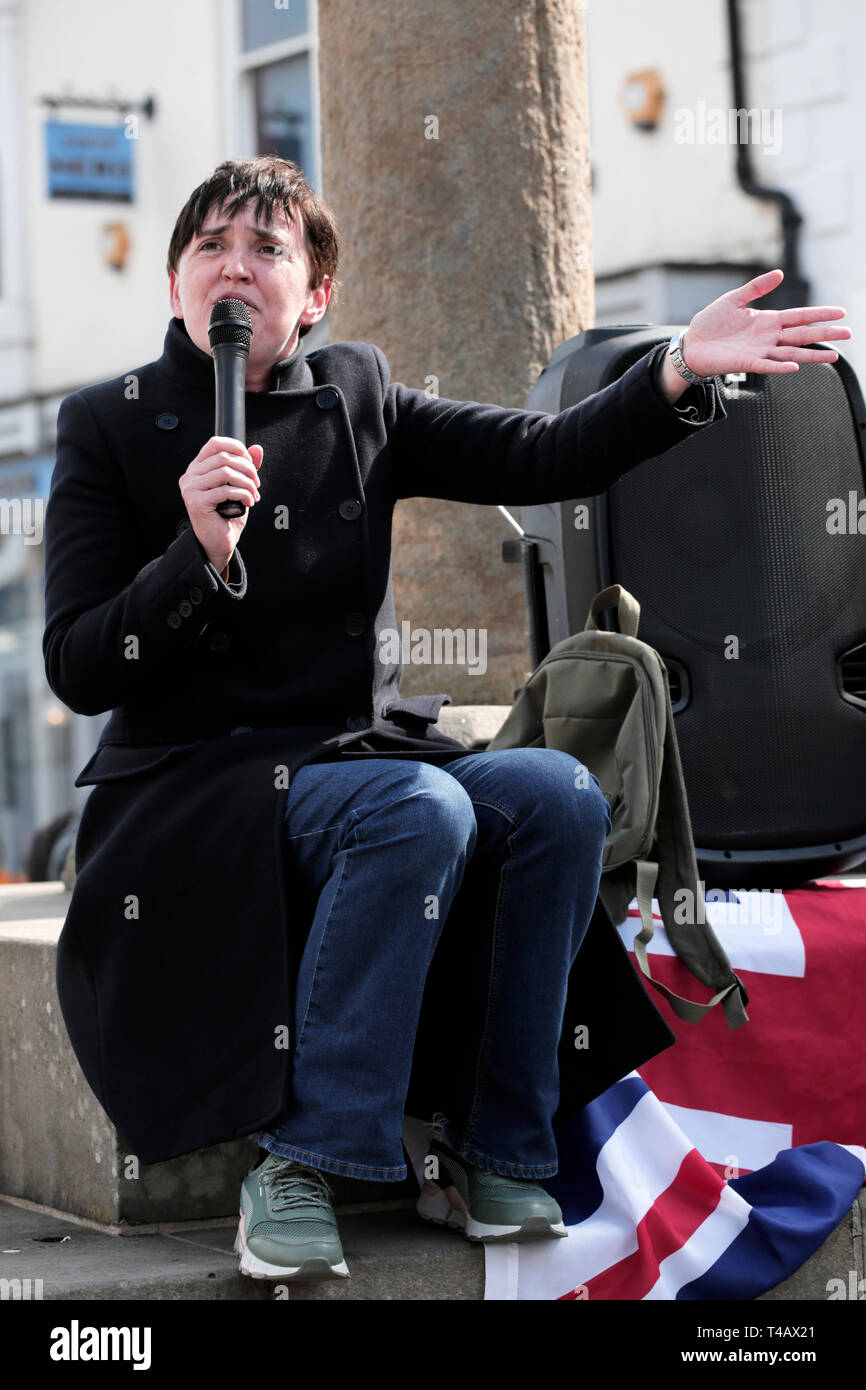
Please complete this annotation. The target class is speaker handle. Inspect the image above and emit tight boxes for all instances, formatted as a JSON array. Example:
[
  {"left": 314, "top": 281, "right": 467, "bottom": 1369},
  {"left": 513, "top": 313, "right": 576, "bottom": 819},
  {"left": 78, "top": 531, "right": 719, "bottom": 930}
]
[{"left": 586, "top": 584, "right": 641, "bottom": 637}]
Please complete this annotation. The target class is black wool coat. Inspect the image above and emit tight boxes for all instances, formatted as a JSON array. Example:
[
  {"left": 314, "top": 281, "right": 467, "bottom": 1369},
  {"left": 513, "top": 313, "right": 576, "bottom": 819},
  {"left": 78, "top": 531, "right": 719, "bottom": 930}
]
[{"left": 43, "top": 316, "right": 727, "bottom": 1165}]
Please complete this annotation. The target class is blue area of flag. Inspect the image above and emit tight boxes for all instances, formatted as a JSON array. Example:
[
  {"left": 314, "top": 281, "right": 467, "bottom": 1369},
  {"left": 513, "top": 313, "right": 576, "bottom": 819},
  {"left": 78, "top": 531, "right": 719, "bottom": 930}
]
[
  {"left": 548, "top": 1074, "right": 648, "bottom": 1225},
  {"left": 677, "top": 1143, "right": 865, "bottom": 1299}
]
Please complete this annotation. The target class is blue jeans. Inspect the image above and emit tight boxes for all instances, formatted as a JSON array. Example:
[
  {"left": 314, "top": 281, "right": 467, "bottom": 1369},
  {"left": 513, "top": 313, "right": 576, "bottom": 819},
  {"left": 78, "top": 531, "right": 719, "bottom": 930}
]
[{"left": 257, "top": 747, "right": 611, "bottom": 1182}]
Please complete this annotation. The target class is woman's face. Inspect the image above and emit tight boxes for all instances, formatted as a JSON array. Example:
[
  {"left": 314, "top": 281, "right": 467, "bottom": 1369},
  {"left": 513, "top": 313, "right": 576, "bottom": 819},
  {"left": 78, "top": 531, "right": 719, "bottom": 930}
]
[{"left": 168, "top": 200, "right": 330, "bottom": 390}]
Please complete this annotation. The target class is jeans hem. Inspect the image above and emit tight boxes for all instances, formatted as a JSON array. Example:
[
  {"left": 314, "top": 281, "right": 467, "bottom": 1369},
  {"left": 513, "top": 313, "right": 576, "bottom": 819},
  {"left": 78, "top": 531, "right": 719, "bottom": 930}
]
[
  {"left": 257, "top": 1134, "right": 407, "bottom": 1182},
  {"left": 440, "top": 1124, "right": 558, "bottom": 1180}
]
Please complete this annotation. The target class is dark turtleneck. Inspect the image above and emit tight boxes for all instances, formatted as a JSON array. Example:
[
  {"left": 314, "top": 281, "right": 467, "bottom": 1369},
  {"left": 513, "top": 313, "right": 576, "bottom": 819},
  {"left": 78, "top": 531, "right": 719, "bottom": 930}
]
[{"left": 160, "top": 314, "right": 314, "bottom": 396}]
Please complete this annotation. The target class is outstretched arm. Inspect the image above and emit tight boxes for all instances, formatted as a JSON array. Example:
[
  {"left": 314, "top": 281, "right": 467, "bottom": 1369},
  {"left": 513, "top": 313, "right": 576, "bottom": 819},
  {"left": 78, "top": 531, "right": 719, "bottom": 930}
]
[{"left": 382, "top": 341, "right": 725, "bottom": 507}]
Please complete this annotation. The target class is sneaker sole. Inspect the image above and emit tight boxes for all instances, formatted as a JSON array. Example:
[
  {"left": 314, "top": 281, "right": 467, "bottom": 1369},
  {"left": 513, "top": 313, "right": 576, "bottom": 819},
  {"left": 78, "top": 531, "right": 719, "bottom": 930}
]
[
  {"left": 234, "top": 1212, "right": 350, "bottom": 1281},
  {"left": 417, "top": 1183, "right": 567, "bottom": 1243}
]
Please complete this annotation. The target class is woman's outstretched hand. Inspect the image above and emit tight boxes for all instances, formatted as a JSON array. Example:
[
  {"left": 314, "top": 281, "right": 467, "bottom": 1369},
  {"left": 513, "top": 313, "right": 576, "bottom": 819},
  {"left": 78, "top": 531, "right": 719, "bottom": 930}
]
[{"left": 681, "top": 267, "right": 852, "bottom": 378}]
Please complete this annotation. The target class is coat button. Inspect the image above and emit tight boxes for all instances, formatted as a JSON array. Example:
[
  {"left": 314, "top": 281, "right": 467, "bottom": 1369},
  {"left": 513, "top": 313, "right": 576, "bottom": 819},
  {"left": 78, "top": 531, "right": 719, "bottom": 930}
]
[
  {"left": 189, "top": 587, "right": 203, "bottom": 604},
  {"left": 209, "top": 631, "right": 230, "bottom": 652},
  {"left": 338, "top": 498, "right": 362, "bottom": 521},
  {"left": 176, "top": 518, "right": 191, "bottom": 536},
  {"left": 345, "top": 611, "right": 366, "bottom": 635},
  {"left": 346, "top": 714, "right": 370, "bottom": 732},
  {"left": 157, "top": 413, "right": 179, "bottom": 430},
  {"left": 178, "top": 599, "right": 193, "bottom": 617},
  {"left": 167, "top": 610, "right": 182, "bottom": 628},
  {"left": 316, "top": 388, "right": 339, "bottom": 410}
]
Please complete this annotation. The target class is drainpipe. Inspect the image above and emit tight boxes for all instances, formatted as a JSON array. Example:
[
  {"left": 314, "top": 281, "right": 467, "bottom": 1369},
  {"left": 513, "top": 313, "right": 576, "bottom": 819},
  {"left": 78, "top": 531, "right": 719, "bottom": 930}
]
[{"left": 726, "top": 0, "right": 810, "bottom": 306}]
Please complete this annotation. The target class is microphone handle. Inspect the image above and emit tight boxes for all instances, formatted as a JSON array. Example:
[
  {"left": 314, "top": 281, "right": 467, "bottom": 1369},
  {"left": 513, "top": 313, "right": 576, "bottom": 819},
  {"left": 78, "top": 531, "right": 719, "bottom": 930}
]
[{"left": 213, "top": 342, "right": 248, "bottom": 519}]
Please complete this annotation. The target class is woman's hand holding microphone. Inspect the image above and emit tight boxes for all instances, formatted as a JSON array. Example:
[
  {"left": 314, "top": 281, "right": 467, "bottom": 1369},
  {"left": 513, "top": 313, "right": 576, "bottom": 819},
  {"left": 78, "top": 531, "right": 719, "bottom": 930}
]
[{"left": 179, "top": 437, "right": 264, "bottom": 576}]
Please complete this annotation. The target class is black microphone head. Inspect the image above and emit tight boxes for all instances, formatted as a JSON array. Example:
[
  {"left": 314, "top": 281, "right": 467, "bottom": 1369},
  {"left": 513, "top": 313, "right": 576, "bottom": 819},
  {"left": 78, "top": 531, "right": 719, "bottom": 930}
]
[{"left": 208, "top": 297, "right": 253, "bottom": 353}]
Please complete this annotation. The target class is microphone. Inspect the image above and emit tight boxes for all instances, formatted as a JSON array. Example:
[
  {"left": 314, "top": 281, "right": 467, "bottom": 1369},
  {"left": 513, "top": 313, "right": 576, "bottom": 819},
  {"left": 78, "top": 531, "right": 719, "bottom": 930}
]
[{"left": 208, "top": 298, "right": 253, "bottom": 519}]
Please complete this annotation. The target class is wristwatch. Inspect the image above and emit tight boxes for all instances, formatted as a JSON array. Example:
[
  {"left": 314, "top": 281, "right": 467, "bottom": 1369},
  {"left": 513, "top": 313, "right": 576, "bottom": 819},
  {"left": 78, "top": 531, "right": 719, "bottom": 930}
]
[{"left": 667, "top": 330, "right": 715, "bottom": 385}]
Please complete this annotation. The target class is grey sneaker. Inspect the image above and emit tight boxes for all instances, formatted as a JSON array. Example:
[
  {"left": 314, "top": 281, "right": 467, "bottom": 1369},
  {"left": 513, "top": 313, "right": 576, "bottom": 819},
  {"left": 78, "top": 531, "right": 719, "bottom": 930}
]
[
  {"left": 418, "top": 1137, "right": 567, "bottom": 1242},
  {"left": 235, "top": 1152, "right": 350, "bottom": 1280}
]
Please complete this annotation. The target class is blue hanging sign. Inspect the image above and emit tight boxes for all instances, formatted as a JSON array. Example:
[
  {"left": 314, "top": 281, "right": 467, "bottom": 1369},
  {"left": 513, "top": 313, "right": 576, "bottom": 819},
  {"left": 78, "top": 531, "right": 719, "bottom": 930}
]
[{"left": 46, "top": 121, "right": 134, "bottom": 202}]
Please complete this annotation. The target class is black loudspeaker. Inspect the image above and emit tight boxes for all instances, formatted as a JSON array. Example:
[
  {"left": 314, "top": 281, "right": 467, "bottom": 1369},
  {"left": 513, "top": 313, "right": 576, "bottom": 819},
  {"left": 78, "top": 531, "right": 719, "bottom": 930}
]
[{"left": 514, "top": 324, "right": 866, "bottom": 889}]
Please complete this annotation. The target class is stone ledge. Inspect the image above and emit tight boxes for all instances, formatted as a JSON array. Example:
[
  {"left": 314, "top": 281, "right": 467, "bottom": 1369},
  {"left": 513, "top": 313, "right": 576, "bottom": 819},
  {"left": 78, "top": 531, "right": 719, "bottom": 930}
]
[
  {"left": 435, "top": 703, "right": 512, "bottom": 748},
  {"left": 0, "top": 885, "right": 418, "bottom": 1225}
]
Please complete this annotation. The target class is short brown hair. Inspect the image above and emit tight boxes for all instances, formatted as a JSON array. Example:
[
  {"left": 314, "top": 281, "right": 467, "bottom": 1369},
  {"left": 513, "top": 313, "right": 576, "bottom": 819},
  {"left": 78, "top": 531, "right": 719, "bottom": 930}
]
[{"left": 166, "top": 155, "right": 340, "bottom": 336}]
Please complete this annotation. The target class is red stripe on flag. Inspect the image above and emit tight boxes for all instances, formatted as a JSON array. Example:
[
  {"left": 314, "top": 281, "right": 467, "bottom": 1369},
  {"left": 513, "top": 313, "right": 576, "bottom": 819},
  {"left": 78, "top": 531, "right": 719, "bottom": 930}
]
[
  {"left": 558, "top": 1148, "right": 724, "bottom": 1301},
  {"left": 621, "top": 887, "right": 866, "bottom": 1150}
]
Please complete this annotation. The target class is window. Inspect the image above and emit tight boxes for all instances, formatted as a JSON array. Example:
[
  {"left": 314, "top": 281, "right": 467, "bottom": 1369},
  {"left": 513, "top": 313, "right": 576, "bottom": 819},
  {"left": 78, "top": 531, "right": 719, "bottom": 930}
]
[
  {"left": 232, "top": 0, "right": 320, "bottom": 192},
  {"left": 254, "top": 54, "right": 313, "bottom": 174}
]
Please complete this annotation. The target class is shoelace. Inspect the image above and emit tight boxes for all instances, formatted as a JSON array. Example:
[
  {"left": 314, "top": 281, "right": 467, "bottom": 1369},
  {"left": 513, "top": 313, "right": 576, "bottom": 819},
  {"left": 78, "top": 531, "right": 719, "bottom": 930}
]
[
  {"left": 427, "top": 1111, "right": 449, "bottom": 1145},
  {"left": 261, "top": 1160, "right": 335, "bottom": 1214}
]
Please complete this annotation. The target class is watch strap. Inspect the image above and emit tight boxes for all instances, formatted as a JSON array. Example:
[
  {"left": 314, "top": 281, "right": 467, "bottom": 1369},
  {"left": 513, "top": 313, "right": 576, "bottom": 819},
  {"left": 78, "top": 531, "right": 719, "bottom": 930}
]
[{"left": 668, "top": 330, "right": 715, "bottom": 384}]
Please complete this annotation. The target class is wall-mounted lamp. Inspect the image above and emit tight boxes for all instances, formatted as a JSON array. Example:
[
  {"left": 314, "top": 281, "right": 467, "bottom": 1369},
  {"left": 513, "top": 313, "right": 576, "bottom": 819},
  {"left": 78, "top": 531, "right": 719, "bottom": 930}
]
[
  {"left": 102, "top": 222, "right": 131, "bottom": 271},
  {"left": 620, "top": 68, "right": 666, "bottom": 131}
]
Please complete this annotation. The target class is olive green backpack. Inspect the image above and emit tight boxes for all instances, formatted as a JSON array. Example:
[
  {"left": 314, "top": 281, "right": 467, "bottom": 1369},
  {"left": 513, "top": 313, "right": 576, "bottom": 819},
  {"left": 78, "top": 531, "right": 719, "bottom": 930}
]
[{"left": 487, "top": 583, "right": 749, "bottom": 1031}]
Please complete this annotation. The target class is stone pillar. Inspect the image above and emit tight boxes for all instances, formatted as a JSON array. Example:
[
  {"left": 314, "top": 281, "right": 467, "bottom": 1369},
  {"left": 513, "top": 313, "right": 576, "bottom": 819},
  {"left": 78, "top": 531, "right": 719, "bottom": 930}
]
[{"left": 318, "top": 0, "right": 593, "bottom": 703}]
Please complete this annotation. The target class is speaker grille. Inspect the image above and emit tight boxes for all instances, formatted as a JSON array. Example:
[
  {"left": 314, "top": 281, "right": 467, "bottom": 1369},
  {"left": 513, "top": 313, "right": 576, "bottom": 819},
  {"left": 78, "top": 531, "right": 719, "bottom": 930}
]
[{"left": 607, "top": 360, "right": 866, "bottom": 849}]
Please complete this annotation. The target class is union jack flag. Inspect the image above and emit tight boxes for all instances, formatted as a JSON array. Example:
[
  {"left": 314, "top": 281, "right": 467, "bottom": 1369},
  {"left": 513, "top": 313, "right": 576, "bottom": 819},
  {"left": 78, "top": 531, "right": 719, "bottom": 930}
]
[{"left": 408, "top": 881, "right": 866, "bottom": 1300}]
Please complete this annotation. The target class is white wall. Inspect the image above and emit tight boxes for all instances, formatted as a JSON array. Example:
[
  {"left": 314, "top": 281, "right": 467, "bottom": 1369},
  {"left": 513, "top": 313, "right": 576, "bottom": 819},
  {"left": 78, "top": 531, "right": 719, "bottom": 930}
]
[
  {"left": 20, "top": 0, "right": 231, "bottom": 395},
  {"left": 0, "top": 0, "right": 31, "bottom": 401},
  {"left": 586, "top": 0, "right": 866, "bottom": 378}
]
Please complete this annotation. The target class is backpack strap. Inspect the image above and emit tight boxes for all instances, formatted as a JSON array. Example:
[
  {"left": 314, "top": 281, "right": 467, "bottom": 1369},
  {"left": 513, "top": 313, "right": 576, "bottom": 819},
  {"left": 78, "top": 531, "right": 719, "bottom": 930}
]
[
  {"left": 588, "top": 598, "right": 749, "bottom": 1030},
  {"left": 585, "top": 584, "right": 641, "bottom": 638},
  {"left": 652, "top": 672, "right": 749, "bottom": 1029},
  {"left": 632, "top": 860, "right": 748, "bottom": 1027}
]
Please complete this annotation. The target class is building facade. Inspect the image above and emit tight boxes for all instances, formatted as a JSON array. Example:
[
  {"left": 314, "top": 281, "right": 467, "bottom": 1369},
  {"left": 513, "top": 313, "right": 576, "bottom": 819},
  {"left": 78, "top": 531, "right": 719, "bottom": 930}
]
[{"left": 0, "top": 0, "right": 862, "bottom": 874}]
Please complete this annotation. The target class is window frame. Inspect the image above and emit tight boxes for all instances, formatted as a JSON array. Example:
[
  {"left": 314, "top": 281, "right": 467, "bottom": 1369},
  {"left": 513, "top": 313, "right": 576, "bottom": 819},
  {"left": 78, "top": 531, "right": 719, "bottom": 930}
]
[{"left": 221, "top": 0, "right": 322, "bottom": 194}]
